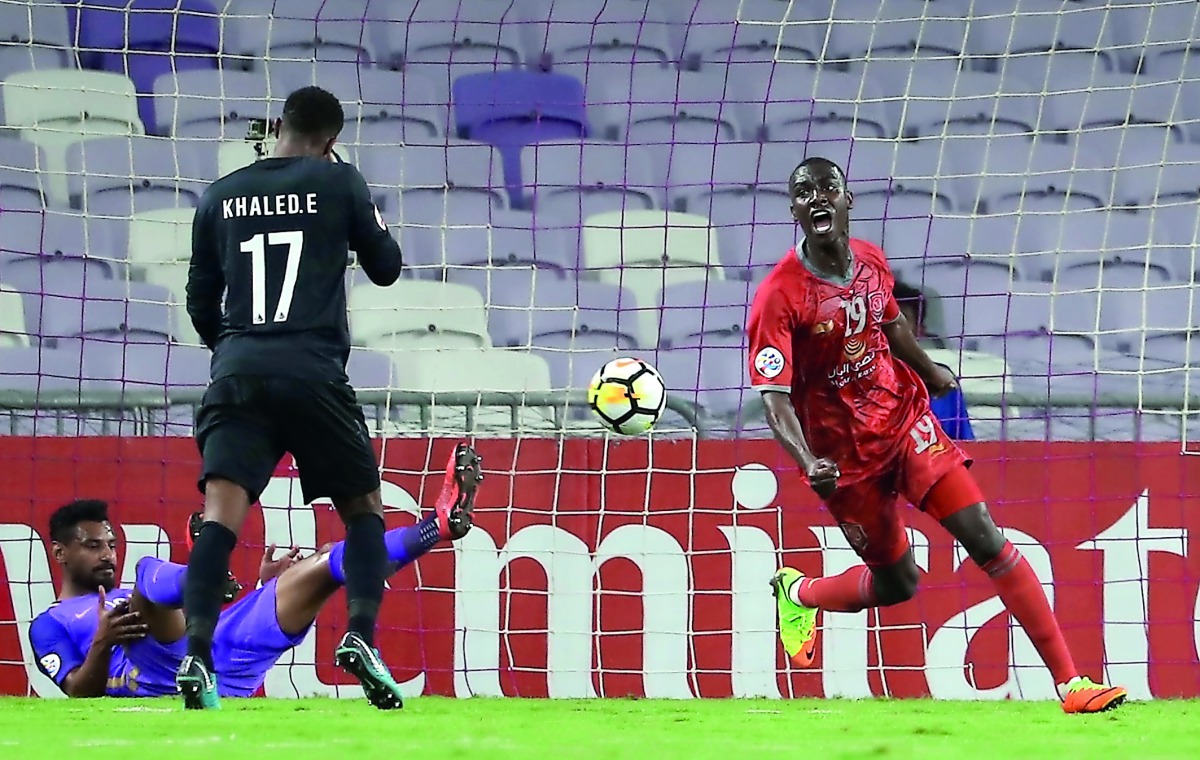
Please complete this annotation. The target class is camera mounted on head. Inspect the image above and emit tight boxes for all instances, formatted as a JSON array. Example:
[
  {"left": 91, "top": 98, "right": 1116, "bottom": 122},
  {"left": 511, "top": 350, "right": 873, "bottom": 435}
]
[
  {"left": 244, "top": 114, "right": 345, "bottom": 163},
  {"left": 245, "top": 117, "right": 270, "bottom": 161}
]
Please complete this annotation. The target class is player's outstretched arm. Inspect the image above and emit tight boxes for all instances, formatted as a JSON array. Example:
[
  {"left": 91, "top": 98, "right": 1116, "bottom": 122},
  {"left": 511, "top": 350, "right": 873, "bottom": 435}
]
[
  {"left": 763, "top": 392, "right": 840, "bottom": 499},
  {"left": 882, "top": 313, "right": 956, "bottom": 397},
  {"left": 345, "top": 165, "right": 402, "bottom": 286}
]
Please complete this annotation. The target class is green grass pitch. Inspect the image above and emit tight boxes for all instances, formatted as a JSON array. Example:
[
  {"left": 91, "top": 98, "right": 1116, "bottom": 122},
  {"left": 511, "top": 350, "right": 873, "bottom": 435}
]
[{"left": 2, "top": 697, "right": 1198, "bottom": 759}]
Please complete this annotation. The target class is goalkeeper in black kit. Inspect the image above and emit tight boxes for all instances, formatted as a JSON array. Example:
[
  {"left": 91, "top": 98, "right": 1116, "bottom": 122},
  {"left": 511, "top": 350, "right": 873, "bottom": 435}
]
[{"left": 180, "top": 85, "right": 457, "bottom": 710}]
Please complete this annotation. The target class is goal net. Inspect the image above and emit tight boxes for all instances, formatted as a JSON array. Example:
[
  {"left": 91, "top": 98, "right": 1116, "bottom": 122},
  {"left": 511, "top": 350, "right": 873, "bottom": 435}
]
[{"left": 0, "top": 0, "right": 1198, "bottom": 700}]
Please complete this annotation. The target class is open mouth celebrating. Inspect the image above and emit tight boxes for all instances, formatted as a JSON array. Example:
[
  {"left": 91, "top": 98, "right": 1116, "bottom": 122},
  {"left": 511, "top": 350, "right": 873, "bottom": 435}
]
[{"left": 810, "top": 208, "right": 834, "bottom": 234}]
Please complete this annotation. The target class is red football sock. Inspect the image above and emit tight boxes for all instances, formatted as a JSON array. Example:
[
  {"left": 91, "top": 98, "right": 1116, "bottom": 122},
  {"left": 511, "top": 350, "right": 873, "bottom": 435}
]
[
  {"left": 795, "top": 566, "right": 878, "bottom": 612},
  {"left": 982, "top": 541, "right": 1077, "bottom": 685}
]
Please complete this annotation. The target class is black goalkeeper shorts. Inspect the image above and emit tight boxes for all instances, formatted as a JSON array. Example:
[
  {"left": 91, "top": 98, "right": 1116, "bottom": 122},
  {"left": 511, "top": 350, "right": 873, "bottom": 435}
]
[{"left": 195, "top": 375, "right": 381, "bottom": 504}]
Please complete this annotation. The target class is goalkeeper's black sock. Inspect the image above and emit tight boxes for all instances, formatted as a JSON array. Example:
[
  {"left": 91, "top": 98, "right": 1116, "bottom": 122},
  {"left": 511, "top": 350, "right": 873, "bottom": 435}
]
[
  {"left": 342, "top": 512, "right": 387, "bottom": 648},
  {"left": 183, "top": 521, "right": 237, "bottom": 671}
]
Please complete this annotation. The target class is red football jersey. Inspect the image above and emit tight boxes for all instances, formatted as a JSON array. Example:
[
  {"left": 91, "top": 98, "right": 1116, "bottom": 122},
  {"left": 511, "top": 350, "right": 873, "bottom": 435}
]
[{"left": 747, "top": 238, "right": 930, "bottom": 484}]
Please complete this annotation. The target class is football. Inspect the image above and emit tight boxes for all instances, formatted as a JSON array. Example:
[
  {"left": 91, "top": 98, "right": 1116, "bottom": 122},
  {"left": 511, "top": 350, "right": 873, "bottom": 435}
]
[{"left": 587, "top": 357, "right": 667, "bottom": 436}]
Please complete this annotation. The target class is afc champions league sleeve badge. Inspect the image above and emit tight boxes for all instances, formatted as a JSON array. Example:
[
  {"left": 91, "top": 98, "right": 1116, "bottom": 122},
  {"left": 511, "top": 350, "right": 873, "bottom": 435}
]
[
  {"left": 39, "top": 653, "right": 61, "bottom": 678},
  {"left": 754, "top": 346, "right": 785, "bottom": 379},
  {"left": 373, "top": 204, "right": 387, "bottom": 231}
]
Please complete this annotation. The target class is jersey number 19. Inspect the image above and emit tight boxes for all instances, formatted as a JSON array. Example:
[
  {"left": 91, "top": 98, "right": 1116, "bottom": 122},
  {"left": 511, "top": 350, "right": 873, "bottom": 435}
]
[{"left": 240, "top": 230, "right": 303, "bottom": 324}]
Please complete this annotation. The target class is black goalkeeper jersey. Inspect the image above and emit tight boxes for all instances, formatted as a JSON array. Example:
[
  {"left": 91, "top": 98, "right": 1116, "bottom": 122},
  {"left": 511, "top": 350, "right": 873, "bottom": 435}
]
[{"left": 186, "top": 156, "right": 402, "bottom": 382}]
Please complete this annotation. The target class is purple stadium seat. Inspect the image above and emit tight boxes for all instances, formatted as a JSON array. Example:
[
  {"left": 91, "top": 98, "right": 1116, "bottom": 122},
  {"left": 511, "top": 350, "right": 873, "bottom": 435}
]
[
  {"left": 66, "top": 135, "right": 205, "bottom": 211},
  {"left": 365, "top": 141, "right": 506, "bottom": 216},
  {"left": 490, "top": 278, "right": 639, "bottom": 350},
  {"left": 976, "top": 167, "right": 1111, "bottom": 216},
  {"left": 406, "top": 208, "right": 574, "bottom": 279},
  {"left": 828, "top": 1, "right": 970, "bottom": 65},
  {"left": 79, "top": 0, "right": 221, "bottom": 134},
  {"left": 1109, "top": 0, "right": 1200, "bottom": 75},
  {"left": 708, "top": 217, "right": 797, "bottom": 281},
  {"left": 657, "top": 279, "right": 752, "bottom": 349},
  {"left": 0, "top": 138, "right": 47, "bottom": 210},
  {"left": 0, "top": 344, "right": 94, "bottom": 435},
  {"left": 652, "top": 343, "right": 745, "bottom": 420},
  {"left": 979, "top": 332, "right": 1098, "bottom": 374},
  {"left": 1105, "top": 142, "right": 1200, "bottom": 209},
  {"left": 890, "top": 71, "right": 1043, "bottom": 140},
  {"left": 730, "top": 65, "right": 892, "bottom": 141},
  {"left": 453, "top": 71, "right": 588, "bottom": 145},
  {"left": 519, "top": 140, "right": 657, "bottom": 221},
  {"left": 535, "top": 345, "right": 624, "bottom": 393},
  {"left": 1014, "top": 211, "right": 1151, "bottom": 281},
  {"left": 346, "top": 348, "right": 399, "bottom": 392},
  {"left": 453, "top": 70, "right": 588, "bottom": 202},
  {"left": 220, "top": 0, "right": 375, "bottom": 71},
  {"left": 371, "top": 0, "right": 525, "bottom": 71},
  {"left": 522, "top": 0, "right": 673, "bottom": 69},
  {"left": 698, "top": 343, "right": 749, "bottom": 419},
  {"left": 0, "top": 345, "right": 83, "bottom": 390},
  {"left": 445, "top": 266, "right": 541, "bottom": 317},
  {"left": 73, "top": 341, "right": 208, "bottom": 435},
  {"left": 1090, "top": 287, "right": 1172, "bottom": 356},
  {"left": 598, "top": 66, "right": 737, "bottom": 146},
  {"left": 958, "top": 283, "right": 1054, "bottom": 348},
  {"left": 910, "top": 257, "right": 1020, "bottom": 346},
  {"left": 301, "top": 67, "right": 447, "bottom": 143},
  {"left": 81, "top": 340, "right": 208, "bottom": 388},
  {"left": 1040, "top": 76, "right": 1183, "bottom": 155},
  {"left": 663, "top": 141, "right": 795, "bottom": 215},
  {"left": 1056, "top": 258, "right": 1173, "bottom": 293},
  {"left": 398, "top": 191, "right": 500, "bottom": 230},
  {"left": 0, "top": 211, "right": 116, "bottom": 301},
  {"left": 37, "top": 280, "right": 177, "bottom": 347},
  {"left": 965, "top": 0, "right": 1115, "bottom": 74},
  {"left": 1149, "top": 204, "right": 1200, "bottom": 280},
  {"left": 883, "top": 214, "right": 1030, "bottom": 276},
  {"left": 672, "top": 0, "right": 828, "bottom": 68},
  {"left": 651, "top": 346, "right": 701, "bottom": 416},
  {"left": 152, "top": 69, "right": 277, "bottom": 140},
  {"left": 0, "top": 1, "right": 72, "bottom": 83}
]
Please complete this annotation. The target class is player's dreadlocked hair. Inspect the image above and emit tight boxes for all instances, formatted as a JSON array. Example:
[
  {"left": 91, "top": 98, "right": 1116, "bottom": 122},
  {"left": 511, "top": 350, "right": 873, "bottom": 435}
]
[
  {"left": 49, "top": 499, "right": 111, "bottom": 544},
  {"left": 281, "top": 86, "right": 345, "bottom": 142},
  {"left": 789, "top": 156, "right": 848, "bottom": 192}
]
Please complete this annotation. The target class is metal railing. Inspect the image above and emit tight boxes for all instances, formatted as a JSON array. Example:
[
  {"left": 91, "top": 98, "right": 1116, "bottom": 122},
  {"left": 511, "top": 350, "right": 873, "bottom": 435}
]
[
  {"left": 737, "top": 389, "right": 1197, "bottom": 440},
  {"left": 0, "top": 388, "right": 708, "bottom": 437}
]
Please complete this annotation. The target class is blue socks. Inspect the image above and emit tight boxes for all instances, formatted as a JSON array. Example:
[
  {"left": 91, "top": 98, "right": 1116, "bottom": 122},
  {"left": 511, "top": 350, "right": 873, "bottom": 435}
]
[
  {"left": 135, "top": 556, "right": 187, "bottom": 607},
  {"left": 328, "top": 515, "right": 442, "bottom": 586}
]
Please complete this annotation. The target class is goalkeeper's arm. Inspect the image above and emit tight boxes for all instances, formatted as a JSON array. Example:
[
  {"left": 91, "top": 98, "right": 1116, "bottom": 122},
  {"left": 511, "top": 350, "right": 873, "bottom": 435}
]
[{"left": 343, "top": 164, "right": 402, "bottom": 286}]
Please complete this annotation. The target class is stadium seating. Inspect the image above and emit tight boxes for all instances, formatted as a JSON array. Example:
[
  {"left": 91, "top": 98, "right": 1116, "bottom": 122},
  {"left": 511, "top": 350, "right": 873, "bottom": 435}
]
[
  {"left": 349, "top": 280, "right": 492, "bottom": 352},
  {"left": 453, "top": 70, "right": 588, "bottom": 201},
  {"left": 0, "top": 0, "right": 72, "bottom": 85},
  {"left": 657, "top": 279, "right": 752, "bottom": 349},
  {"left": 152, "top": 69, "right": 276, "bottom": 140},
  {"left": 2, "top": 69, "right": 144, "bottom": 204},
  {"left": 519, "top": 140, "right": 657, "bottom": 222},
  {"left": 76, "top": 0, "right": 221, "bottom": 134},
  {"left": 0, "top": 137, "right": 48, "bottom": 210},
  {"left": 0, "top": 0, "right": 1196, "bottom": 442}
]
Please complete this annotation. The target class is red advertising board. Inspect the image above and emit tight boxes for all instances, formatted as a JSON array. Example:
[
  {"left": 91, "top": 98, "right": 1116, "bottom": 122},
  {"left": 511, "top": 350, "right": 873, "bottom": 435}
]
[{"left": 1, "top": 437, "right": 1198, "bottom": 699}]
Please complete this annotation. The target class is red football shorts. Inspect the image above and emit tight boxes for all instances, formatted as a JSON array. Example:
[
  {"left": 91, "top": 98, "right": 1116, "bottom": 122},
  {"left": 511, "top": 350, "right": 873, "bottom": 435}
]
[{"left": 824, "top": 412, "right": 980, "bottom": 567}]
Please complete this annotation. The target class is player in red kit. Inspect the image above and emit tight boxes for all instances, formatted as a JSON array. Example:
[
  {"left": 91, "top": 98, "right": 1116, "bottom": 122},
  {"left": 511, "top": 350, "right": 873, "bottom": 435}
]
[{"left": 749, "top": 157, "right": 1126, "bottom": 714}]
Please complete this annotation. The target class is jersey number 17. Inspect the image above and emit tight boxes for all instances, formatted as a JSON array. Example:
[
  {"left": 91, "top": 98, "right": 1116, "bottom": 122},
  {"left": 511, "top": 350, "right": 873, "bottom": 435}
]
[{"left": 241, "top": 230, "right": 303, "bottom": 324}]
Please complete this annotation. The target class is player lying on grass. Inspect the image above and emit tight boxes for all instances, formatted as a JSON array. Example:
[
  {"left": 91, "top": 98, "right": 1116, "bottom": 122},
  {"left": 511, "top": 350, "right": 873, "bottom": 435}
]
[
  {"left": 28, "top": 444, "right": 481, "bottom": 704},
  {"left": 749, "top": 157, "right": 1127, "bottom": 714}
]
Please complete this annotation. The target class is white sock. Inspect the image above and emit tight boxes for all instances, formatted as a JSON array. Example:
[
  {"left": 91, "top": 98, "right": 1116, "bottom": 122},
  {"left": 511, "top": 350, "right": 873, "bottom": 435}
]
[
  {"left": 1056, "top": 675, "right": 1083, "bottom": 701},
  {"left": 787, "top": 578, "right": 805, "bottom": 607}
]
